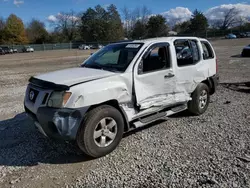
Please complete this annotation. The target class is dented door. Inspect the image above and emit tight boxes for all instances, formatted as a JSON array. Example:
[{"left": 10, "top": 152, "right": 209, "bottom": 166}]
[{"left": 134, "top": 43, "right": 178, "bottom": 110}]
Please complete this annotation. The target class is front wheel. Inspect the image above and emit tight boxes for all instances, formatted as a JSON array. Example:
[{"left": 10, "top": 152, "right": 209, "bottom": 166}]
[
  {"left": 188, "top": 83, "right": 210, "bottom": 115},
  {"left": 76, "top": 105, "right": 124, "bottom": 158}
]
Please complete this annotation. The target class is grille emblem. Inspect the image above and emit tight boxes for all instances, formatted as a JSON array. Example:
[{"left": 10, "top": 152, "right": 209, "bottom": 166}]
[{"left": 29, "top": 90, "right": 35, "bottom": 101}]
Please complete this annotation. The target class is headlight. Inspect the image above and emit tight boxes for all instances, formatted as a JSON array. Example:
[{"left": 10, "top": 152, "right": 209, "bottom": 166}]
[{"left": 47, "top": 91, "right": 72, "bottom": 108}]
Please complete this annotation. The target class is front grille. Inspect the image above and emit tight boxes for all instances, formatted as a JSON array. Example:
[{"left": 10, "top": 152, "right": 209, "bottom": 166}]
[
  {"left": 28, "top": 88, "right": 39, "bottom": 103},
  {"left": 242, "top": 49, "right": 250, "bottom": 57},
  {"left": 29, "top": 76, "right": 69, "bottom": 91}
]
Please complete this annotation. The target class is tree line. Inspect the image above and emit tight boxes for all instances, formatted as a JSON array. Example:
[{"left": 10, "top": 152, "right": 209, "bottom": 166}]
[
  {"left": 0, "top": 4, "right": 250, "bottom": 45},
  {"left": 174, "top": 8, "right": 250, "bottom": 35}
]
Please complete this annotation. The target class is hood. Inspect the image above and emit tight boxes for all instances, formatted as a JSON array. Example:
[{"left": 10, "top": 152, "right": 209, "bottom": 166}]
[{"left": 34, "top": 67, "right": 117, "bottom": 86}]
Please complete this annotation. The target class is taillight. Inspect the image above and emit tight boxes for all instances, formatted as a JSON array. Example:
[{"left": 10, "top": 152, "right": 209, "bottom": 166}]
[{"left": 216, "top": 58, "right": 218, "bottom": 73}]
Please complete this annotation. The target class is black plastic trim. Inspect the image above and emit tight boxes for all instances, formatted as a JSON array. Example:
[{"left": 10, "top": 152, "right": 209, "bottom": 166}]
[{"left": 29, "top": 76, "right": 70, "bottom": 91}]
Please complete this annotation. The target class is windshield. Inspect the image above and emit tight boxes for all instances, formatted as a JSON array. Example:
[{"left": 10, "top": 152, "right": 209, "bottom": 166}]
[{"left": 81, "top": 43, "right": 143, "bottom": 72}]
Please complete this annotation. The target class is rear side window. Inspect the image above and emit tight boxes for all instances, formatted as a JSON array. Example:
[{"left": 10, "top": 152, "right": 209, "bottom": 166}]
[
  {"left": 190, "top": 41, "right": 199, "bottom": 63},
  {"left": 174, "top": 39, "right": 200, "bottom": 67},
  {"left": 201, "top": 41, "right": 214, "bottom": 59}
]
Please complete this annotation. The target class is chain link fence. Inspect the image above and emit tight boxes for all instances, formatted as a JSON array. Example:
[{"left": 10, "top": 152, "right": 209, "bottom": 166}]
[
  {"left": 1, "top": 29, "right": 249, "bottom": 52},
  {"left": 0, "top": 41, "right": 114, "bottom": 53},
  {"left": 176, "top": 29, "right": 250, "bottom": 38}
]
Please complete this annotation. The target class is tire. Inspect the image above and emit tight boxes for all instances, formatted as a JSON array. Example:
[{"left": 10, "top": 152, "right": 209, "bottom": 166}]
[
  {"left": 76, "top": 105, "right": 124, "bottom": 158},
  {"left": 188, "top": 83, "right": 210, "bottom": 115}
]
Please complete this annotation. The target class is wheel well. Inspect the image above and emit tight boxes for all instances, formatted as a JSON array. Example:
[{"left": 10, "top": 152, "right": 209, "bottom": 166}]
[
  {"left": 202, "top": 78, "right": 215, "bottom": 95},
  {"left": 86, "top": 100, "right": 130, "bottom": 132}
]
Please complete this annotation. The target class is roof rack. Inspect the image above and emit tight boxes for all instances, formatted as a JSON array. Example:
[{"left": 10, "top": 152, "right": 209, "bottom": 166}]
[{"left": 112, "top": 40, "right": 134, "bottom": 43}]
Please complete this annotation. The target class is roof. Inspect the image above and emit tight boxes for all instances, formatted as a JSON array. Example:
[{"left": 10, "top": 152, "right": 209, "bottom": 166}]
[
  {"left": 133, "top": 37, "right": 206, "bottom": 45},
  {"left": 110, "top": 36, "right": 208, "bottom": 46}
]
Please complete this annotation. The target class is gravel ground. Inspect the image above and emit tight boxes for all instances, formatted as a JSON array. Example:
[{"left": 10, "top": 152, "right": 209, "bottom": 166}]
[
  {"left": 0, "top": 39, "right": 250, "bottom": 188},
  {"left": 72, "top": 85, "right": 250, "bottom": 188}
]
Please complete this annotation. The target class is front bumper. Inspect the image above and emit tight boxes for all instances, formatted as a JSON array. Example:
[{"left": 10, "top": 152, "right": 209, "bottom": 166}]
[
  {"left": 25, "top": 105, "right": 86, "bottom": 140},
  {"left": 242, "top": 49, "right": 250, "bottom": 57}
]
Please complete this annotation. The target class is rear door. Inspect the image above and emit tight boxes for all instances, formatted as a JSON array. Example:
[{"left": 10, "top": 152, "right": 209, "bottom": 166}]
[
  {"left": 174, "top": 39, "right": 215, "bottom": 94},
  {"left": 133, "top": 42, "right": 177, "bottom": 110}
]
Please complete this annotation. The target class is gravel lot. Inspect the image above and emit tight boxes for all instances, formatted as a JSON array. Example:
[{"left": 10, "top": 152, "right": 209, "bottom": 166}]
[{"left": 0, "top": 39, "right": 250, "bottom": 188}]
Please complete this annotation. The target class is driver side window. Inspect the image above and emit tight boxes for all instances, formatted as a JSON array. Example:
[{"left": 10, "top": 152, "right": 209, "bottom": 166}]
[{"left": 140, "top": 44, "right": 170, "bottom": 74}]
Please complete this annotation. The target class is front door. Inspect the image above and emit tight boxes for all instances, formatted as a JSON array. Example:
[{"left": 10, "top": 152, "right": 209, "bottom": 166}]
[{"left": 134, "top": 43, "right": 177, "bottom": 111}]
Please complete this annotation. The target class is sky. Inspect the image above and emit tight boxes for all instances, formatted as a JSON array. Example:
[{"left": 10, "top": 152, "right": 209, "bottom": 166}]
[{"left": 1, "top": 0, "right": 250, "bottom": 28}]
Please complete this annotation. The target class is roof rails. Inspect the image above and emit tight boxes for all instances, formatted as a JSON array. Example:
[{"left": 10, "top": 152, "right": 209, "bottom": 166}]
[{"left": 112, "top": 39, "right": 134, "bottom": 43}]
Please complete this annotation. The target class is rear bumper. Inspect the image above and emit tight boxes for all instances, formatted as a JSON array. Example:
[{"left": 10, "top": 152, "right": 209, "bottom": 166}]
[
  {"left": 25, "top": 105, "right": 86, "bottom": 140},
  {"left": 210, "top": 74, "right": 219, "bottom": 94},
  {"left": 212, "top": 74, "right": 219, "bottom": 87}
]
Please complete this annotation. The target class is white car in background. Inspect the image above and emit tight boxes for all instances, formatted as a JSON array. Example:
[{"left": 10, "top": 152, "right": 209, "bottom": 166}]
[
  {"left": 79, "top": 44, "right": 90, "bottom": 50},
  {"left": 12, "top": 48, "right": 18, "bottom": 53},
  {"left": 22, "top": 46, "right": 34, "bottom": 53}
]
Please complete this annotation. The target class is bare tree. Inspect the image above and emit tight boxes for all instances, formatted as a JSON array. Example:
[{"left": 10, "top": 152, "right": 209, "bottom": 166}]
[
  {"left": 121, "top": 6, "right": 151, "bottom": 38},
  {"left": 219, "top": 8, "right": 239, "bottom": 30},
  {"left": 141, "top": 5, "right": 151, "bottom": 24},
  {"left": 238, "top": 16, "right": 247, "bottom": 31},
  {"left": 49, "top": 10, "right": 80, "bottom": 41},
  {"left": 0, "top": 17, "right": 5, "bottom": 30},
  {"left": 121, "top": 6, "right": 131, "bottom": 37}
]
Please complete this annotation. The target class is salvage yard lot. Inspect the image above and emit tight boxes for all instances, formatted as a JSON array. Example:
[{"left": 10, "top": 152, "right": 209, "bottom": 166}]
[{"left": 0, "top": 39, "right": 250, "bottom": 187}]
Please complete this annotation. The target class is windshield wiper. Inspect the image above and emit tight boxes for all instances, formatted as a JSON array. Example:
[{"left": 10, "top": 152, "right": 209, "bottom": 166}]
[
  {"left": 101, "top": 64, "right": 121, "bottom": 72},
  {"left": 83, "top": 63, "right": 120, "bottom": 73},
  {"left": 82, "top": 63, "right": 104, "bottom": 70}
]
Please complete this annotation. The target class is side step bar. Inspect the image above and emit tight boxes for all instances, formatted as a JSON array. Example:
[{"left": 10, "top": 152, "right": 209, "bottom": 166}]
[{"left": 132, "top": 104, "right": 187, "bottom": 128}]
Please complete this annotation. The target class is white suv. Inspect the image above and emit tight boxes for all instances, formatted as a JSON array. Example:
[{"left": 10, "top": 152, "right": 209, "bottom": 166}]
[{"left": 24, "top": 37, "right": 219, "bottom": 158}]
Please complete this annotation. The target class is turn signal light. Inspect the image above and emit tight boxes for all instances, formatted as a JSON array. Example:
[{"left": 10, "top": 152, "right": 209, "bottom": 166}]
[{"left": 63, "top": 92, "right": 72, "bottom": 106}]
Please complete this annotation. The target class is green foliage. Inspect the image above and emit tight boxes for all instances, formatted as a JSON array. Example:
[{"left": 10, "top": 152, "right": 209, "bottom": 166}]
[
  {"left": 26, "top": 19, "right": 49, "bottom": 44},
  {"left": 106, "top": 4, "right": 124, "bottom": 41},
  {"left": 173, "top": 21, "right": 191, "bottom": 34},
  {"left": 0, "top": 17, "right": 6, "bottom": 44},
  {"left": 146, "top": 15, "right": 169, "bottom": 38},
  {"left": 131, "top": 21, "right": 147, "bottom": 39},
  {"left": 189, "top": 9, "right": 208, "bottom": 33},
  {"left": 4, "top": 14, "right": 28, "bottom": 44},
  {"left": 80, "top": 4, "right": 124, "bottom": 42}
]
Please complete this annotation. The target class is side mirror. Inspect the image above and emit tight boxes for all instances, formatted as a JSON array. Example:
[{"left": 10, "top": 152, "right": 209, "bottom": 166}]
[{"left": 138, "top": 59, "right": 143, "bottom": 75}]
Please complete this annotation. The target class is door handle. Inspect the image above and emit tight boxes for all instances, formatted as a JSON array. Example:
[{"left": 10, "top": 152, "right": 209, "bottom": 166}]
[{"left": 164, "top": 73, "right": 175, "bottom": 78}]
